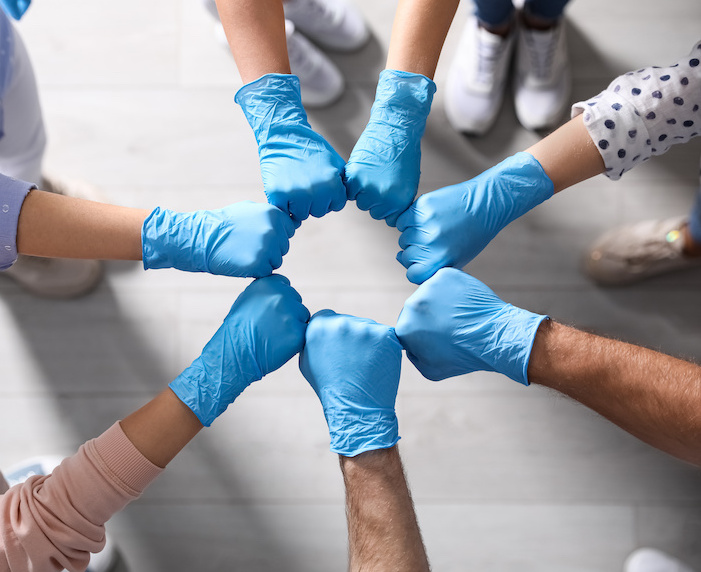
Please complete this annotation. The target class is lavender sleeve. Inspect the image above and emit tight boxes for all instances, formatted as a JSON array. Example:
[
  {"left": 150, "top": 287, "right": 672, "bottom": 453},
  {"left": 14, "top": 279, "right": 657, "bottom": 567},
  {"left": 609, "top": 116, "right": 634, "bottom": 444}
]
[{"left": 0, "top": 173, "right": 35, "bottom": 271}]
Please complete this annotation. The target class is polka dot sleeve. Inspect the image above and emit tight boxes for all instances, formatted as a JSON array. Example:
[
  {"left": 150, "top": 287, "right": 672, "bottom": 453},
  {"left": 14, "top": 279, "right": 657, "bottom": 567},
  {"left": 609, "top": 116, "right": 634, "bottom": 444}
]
[{"left": 571, "top": 40, "right": 701, "bottom": 180}]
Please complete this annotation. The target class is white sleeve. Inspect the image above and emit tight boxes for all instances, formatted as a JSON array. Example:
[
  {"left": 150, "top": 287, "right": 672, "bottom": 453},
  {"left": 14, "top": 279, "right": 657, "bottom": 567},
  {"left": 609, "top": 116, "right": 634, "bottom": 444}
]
[{"left": 571, "top": 40, "right": 701, "bottom": 180}]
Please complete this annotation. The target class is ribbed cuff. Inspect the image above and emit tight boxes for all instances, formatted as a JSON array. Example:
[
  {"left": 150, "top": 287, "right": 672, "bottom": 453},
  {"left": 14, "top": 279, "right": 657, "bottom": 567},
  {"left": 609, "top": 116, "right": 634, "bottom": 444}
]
[{"left": 89, "top": 422, "right": 163, "bottom": 495}]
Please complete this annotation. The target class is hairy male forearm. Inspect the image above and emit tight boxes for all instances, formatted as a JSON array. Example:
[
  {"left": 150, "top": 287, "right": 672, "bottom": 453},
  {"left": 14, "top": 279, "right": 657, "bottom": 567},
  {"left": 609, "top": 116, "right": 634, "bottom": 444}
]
[
  {"left": 528, "top": 320, "right": 701, "bottom": 466},
  {"left": 340, "top": 447, "right": 430, "bottom": 572}
]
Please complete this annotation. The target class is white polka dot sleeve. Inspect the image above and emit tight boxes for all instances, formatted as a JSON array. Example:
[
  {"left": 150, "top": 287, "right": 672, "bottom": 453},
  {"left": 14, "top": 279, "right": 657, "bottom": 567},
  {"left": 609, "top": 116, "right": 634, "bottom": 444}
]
[{"left": 571, "top": 40, "right": 701, "bottom": 180}]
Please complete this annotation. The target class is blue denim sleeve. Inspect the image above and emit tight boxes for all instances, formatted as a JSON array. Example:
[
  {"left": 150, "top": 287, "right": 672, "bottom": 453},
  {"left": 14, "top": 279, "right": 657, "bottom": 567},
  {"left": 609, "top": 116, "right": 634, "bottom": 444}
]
[{"left": 0, "top": 172, "right": 35, "bottom": 270}]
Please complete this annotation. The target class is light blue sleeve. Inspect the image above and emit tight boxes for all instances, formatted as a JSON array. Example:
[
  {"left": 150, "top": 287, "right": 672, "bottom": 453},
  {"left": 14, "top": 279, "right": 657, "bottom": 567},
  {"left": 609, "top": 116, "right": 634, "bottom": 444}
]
[{"left": 0, "top": 172, "right": 35, "bottom": 270}]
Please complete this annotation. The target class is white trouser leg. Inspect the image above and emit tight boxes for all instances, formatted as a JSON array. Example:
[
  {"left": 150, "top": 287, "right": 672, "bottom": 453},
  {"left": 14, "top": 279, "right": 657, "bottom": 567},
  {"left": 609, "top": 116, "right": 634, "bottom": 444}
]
[{"left": 0, "top": 21, "right": 45, "bottom": 185}]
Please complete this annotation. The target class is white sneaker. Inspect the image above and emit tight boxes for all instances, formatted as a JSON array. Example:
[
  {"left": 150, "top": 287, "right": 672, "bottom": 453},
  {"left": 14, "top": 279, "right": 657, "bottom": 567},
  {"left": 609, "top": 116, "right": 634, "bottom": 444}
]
[
  {"left": 445, "top": 15, "right": 515, "bottom": 135},
  {"left": 283, "top": 0, "right": 369, "bottom": 52},
  {"left": 624, "top": 548, "right": 696, "bottom": 572},
  {"left": 1, "top": 174, "right": 104, "bottom": 299},
  {"left": 584, "top": 217, "right": 701, "bottom": 286},
  {"left": 3, "top": 456, "right": 122, "bottom": 572},
  {"left": 285, "top": 20, "right": 344, "bottom": 108},
  {"left": 513, "top": 17, "right": 571, "bottom": 131}
]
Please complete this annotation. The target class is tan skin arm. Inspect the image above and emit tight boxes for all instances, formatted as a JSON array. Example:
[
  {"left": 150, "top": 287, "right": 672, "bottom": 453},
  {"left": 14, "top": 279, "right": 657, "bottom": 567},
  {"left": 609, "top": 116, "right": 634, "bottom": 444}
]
[
  {"left": 16, "top": 190, "right": 148, "bottom": 260},
  {"left": 120, "top": 389, "right": 203, "bottom": 469},
  {"left": 385, "top": 0, "right": 460, "bottom": 79},
  {"left": 341, "top": 446, "right": 431, "bottom": 572},
  {"left": 526, "top": 114, "right": 606, "bottom": 194},
  {"left": 214, "top": 0, "right": 290, "bottom": 83},
  {"left": 528, "top": 320, "right": 701, "bottom": 467}
]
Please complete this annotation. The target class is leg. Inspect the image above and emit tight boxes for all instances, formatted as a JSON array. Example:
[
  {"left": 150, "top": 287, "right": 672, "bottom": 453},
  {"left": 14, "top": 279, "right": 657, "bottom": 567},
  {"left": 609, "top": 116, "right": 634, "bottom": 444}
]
[
  {"left": 523, "top": 0, "right": 570, "bottom": 26},
  {"left": 0, "top": 15, "right": 46, "bottom": 185},
  {"left": 472, "top": 0, "right": 515, "bottom": 31}
]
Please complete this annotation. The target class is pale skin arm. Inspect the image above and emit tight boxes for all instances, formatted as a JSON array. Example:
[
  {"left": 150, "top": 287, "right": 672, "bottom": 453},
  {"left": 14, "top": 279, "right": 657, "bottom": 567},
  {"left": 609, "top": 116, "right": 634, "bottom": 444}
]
[
  {"left": 16, "top": 189, "right": 149, "bottom": 260},
  {"left": 214, "top": 0, "right": 290, "bottom": 83},
  {"left": 528, "top": 320, "right": 701, "bottom": 467},
  {"left": 385, "top": 0, "right": 460, "bottom": 79},
  {"left": 120, "top": 388, "right": 203, "bottom": 468},
  {"left": 340, "top": 446, "right": 431, "bottom": 572}
]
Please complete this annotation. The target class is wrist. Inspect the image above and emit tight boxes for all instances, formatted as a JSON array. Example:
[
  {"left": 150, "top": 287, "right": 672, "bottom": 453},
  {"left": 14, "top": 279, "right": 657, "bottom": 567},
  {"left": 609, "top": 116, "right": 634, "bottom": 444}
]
[
  {"left": 326, "top": 407, "right": 400, "bottom": 457},
  {"left": 142, "top": 208, "right": 206, "bottom": 272},
  {"left": 488, "top": 304, "right": 549, "bottom": 385},
  {"left": 234, "top": 73, "right": 309, "bottom": 138},
  {"left": 372, "top": 69, "right": 436, "bottom": 127}
]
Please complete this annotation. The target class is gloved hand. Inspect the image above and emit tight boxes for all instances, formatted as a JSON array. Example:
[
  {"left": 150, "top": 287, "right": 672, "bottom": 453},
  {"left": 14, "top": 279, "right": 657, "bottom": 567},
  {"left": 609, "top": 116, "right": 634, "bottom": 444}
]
[
  {"left": 344, "top": 70, "right": 436, "bottom": 227},
  {"left": 235, "top": 73, "right": 346, "bottom": 224},
  {"left": 142, "top": 201, "right": 295, "bottom": 277},
  {"left": 395, "top": 268, "right": 548, "bottom": 385},
  {"left": 396, "top": 152, "right": 554, "bottom": 284},
  {"left": 0, "top": 0, "right": 30, "bottom": 20},
  {"left": 299, "top": 310, "right": 402, "bottom": 456},
  {"left": 170, "top": 275, "right": 309, "bottom": 426}
]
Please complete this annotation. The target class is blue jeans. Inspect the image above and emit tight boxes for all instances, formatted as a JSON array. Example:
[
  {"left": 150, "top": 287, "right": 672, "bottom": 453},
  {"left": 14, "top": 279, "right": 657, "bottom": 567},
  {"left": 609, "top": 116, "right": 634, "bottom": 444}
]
[
  {"left": 689, "top": 187, "right": 701, "bottom": 245},
  {"left": 474, "top": 0, "right": 570, "bottom": 28}
]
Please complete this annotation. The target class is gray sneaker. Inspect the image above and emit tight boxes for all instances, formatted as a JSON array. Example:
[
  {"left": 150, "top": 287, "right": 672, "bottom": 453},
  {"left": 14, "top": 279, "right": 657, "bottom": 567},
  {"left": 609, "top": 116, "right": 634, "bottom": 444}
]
[
  {"left": 624, "top": 548, "right": 696, "bottom": 572},
  {"left": 584, "top": 216, "right": 701, "bottom": 286}
]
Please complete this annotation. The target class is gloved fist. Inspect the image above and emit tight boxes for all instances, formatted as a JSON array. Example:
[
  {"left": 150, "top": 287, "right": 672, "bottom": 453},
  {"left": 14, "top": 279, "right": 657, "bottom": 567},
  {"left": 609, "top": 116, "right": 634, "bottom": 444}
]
[
  {"left": 300, "top": 310, "right": 402, "bottom": 456},
  {"left": 0, "top": 0, "right": 30, "bottom": 20},
  {"left": 142, "top": 201, "right": 295, "bottom": 277},
  {"left": 170, "top": 275, "right": 309, "bottom": 426},
  {"left": 396, "top": 152, "right": 554, "bottom": 284},
  {"left": 235, "top": 74, "right": 346, "bottom": 224},
  {"left": 395, "top": 268, "right": 547, "bottom": 385},
  {"left": 344, "top": 70, "right": 436, "bottom": 227}
]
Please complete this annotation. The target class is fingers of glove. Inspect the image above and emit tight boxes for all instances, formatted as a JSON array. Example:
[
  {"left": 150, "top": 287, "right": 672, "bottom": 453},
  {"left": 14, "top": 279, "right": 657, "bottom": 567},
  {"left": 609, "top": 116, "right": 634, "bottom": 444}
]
[
  {"left": 268, "top": 248, "right": 284, "bottom": 271},
  {"left": 329, "top": 188, "right": 347, "bottom": 213},
  {"left": 398, "top": 226, "right": 427, "bottom": 250},
  {"left": 395, "top": 206, "right": 418, "bottom": 232},
  {"left": 384, "top": 210, "right": 401, "bottom": 228},
  {"left": 287, "top": 194, "right": 312, "bottom": 224},
  {"left": 272, "top": 206, "right": 297, "bottom": 239},
  {"left": 406, "top": 262, "right": 439, "bottom": 285},
  {"left": 355, "top": 188, "right": 381, "bottom": 212}
]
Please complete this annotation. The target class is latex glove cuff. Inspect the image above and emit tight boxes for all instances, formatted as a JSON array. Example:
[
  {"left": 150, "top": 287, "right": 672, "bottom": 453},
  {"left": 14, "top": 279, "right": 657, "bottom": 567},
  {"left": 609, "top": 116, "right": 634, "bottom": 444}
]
[
  {"left": 325, "top": 407, "right": 400, "bottom": 457},
  {"left": 234, "top": 73, "right": 310, "bottom": 141}
]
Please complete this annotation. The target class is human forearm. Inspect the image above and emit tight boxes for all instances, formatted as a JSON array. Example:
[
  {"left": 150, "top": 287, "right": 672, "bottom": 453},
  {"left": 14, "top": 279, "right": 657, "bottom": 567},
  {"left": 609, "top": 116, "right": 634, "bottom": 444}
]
[
  {"left": 528, "top": 320, "right": 701, "bottom": 466},
  {"left": 385, "top": 0, "right": 459, "bottom": 79},
  {"left": 341, "top": 447, "right": 430, "bottom": 572},
  {"left": 215, "top": 0, "right": 290, "bottom": 83},
  {"left": 120, "top": 388, "right": 203, "bottom": 469},
  {"left": 16, "top": 190, "right": 148, "bottom": 260},
  {"left": 525, "top": 114, "right": 605, "bottom": 193}
]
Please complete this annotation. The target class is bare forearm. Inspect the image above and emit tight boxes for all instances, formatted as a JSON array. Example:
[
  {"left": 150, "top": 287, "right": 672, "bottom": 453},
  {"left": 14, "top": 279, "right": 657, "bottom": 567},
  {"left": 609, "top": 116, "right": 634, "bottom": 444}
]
[
  {"left": 528, "top": 320, "right": 701, "bottom": 466},
  {"left": 341, "top": 447, "right": 430, "bottom": 572},
  {"left": 526, "top": 114, "right": 606, "bottom": 193},
  {"left": 120, "top": 388, "right": 203, "bottom": 469},
  {"left": 385, "top": 0, "right": 459, "bottom": 79},
  {"left": 16, "top": 190, "right": 148, "bottom": 260},
  {"left": 215, "top": 0, "right": 290, "bottom": 83}
]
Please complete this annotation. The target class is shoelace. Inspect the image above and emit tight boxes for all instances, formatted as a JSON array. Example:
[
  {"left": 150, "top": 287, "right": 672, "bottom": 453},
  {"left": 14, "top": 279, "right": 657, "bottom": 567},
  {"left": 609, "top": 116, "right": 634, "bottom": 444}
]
[
  {"left": 475, "top": 34, "right": 506, "bottom": 86},
  {"left": 524, "top": 28, "right": 559, "bottom": 80}
]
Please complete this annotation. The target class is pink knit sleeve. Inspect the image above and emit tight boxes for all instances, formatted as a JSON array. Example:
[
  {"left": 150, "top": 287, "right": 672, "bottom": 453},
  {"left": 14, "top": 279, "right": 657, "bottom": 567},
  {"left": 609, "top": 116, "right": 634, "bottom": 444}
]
[{"left": 0, "top": 422, "right": 163, "bottom": 572}]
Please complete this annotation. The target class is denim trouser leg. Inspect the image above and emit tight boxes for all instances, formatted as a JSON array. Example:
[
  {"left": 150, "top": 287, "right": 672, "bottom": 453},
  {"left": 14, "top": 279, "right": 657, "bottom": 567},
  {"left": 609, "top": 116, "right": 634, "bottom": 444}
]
[{"left": 687, "top": 159, "right": 701, "bottom": 245}]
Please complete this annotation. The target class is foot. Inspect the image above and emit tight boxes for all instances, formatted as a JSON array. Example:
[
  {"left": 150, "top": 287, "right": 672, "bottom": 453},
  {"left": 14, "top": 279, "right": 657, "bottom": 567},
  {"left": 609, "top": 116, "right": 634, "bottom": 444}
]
[
  {"left": 283, "top": 0, "right": 369, "bottom": 52},
  {"left": 1, "top": 174, "right": 104, "bottom": 299},
  {"left": 624, "top": 548, "right": 696, "bottom": 572},
  {"left": 445, "top": 14, "right": 515, "bottom": 135},
  {"left": 584, "top": 217, "right": 701, "bottom": 286},
  {"left": 285, "top": 19, "right": 345, "bottom": 108},
  {"left": 513, "top": 13, "right": 570, "bottom": 131},
  {"left": 3, "top": 456, "right": 122, "bottom": 572}
]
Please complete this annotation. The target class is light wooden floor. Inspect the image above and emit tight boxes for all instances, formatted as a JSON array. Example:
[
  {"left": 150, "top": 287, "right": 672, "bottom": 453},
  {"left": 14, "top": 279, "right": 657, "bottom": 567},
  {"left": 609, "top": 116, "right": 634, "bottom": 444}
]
[{"left": 3, "top": 0, "right": 700, "bottom": 570}]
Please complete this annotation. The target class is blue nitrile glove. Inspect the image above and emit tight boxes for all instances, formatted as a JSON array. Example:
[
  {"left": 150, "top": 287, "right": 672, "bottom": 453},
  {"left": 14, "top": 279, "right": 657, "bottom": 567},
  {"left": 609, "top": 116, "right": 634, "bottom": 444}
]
[
  {"left": 299, "top": 310, "right": 402, "bottom": 456},
  {"left": 395, "top": 268, "right": 548, "bottom": 385},
  {"left": 344, "top": 70, "right": 436, "bottom": 227},
  {"left": 170, "top": 275, "right": 310, "bottom": 426},
  {"left": 396, "top": 152, "right": 554, "bottom": 284},
  {"left": 0, "top": 0, "right": 30, "bottom": 20},
  {"left": 142, "top": 201, "right": 295, "bottom": 277},
  {"left": 235, "top": 74, "right": 346, "bottom": 224}
]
